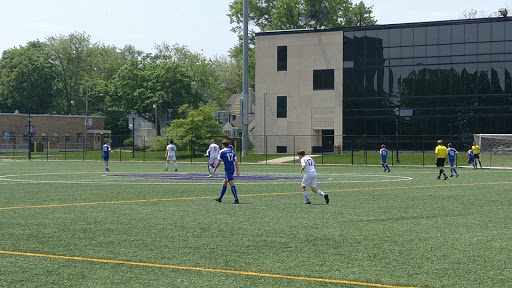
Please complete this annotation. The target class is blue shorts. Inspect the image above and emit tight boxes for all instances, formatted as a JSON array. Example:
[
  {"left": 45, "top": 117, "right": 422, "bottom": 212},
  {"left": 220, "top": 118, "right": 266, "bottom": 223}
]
[
  {"left": 224, "top": 171, "right": 235, "bottom": 182},
  {"left": 103, "top": 155, "right": 109, "bottom": 162},
  {"left": 449, "top": 159, "right": 455, "bottom": 166}
]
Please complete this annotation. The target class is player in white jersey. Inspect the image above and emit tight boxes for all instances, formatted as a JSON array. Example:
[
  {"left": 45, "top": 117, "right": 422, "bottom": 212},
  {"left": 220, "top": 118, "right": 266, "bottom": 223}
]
[
  {"left": 164, "top": 140, "right": 178, "bottom": 171},
  {"left": 204, "top": 139, "right": 220, "bottom": 177},
  {"left": 297, "top": 150, "right": 329, "bottom": 205}
]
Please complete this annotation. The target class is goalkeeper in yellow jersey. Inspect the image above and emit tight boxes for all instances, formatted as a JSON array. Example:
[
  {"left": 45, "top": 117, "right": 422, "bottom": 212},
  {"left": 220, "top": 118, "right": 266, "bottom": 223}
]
[{"left": 472, "top": 142, "right": 482, "bottom": 168}]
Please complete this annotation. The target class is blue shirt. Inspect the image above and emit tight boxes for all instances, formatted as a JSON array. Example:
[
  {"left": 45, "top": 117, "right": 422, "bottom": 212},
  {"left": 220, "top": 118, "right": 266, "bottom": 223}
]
[
  {"left": 447, "top": 148, "right": 457, "bottom": 161},
  {"left": 218, "top": 148, "right": 237, "bottom": 173},
  {"left": 380, "top": 148, "right": 389, "bottom": 162},
  {"left": 468, "top": 149, "right": 474, "bottom": 163},
  {"left": 102, "top": 144, "right": 111, "bottom": 157}
]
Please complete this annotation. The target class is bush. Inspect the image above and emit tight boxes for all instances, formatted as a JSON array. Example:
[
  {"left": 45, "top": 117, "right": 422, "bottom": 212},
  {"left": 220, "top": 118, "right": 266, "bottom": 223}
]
[{"left": 123, "top": 138, "right": 133, "bottom": 147}]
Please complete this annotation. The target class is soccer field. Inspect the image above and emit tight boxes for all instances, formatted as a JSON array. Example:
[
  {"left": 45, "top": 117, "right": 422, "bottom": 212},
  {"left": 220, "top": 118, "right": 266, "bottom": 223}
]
[{"left": 0, "top": 160, "right": 511, "bottom": 287}]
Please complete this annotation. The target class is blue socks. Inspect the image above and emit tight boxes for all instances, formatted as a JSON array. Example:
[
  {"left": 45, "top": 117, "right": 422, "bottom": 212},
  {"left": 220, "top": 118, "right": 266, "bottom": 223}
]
[
  {"left": 219, "top": 186, "right": 227, "bottom": 199},
  {"left": 231, "top": 186, "right": 238, "bottom": 201},
  {"left": 219, "top": 185, "right": 238, "bottom": 201}
]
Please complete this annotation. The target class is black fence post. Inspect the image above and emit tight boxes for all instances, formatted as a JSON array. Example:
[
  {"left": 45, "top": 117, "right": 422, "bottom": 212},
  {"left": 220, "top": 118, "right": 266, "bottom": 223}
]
[
  {"left": 364, "top": 134, "right": 368, "bottom": 166},
  {"left": 422, "top": 135, "right": 425, "bottom": 167},
  {"left": 265, "top": 135, "right": 268, "bottom": 165},
  {"left": 13, "top": 136, "right": 16, "bottom": 160},
  {"left": 82, "top": 136, "right": 85, "bottom": 161},
  {"left": 351, "top": 135, "right": 354, "bottom": 166}
]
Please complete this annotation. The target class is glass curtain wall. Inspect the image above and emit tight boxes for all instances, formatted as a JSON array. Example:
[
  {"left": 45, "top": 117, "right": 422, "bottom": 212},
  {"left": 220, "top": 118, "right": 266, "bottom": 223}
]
[{"left": 343, "top": 19, "right": 512, "bottom": 145}]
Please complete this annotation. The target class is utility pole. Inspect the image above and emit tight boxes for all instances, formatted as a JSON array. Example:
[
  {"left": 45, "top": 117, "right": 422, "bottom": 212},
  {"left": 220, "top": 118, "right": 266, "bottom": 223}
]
[{"left": 242, "top": 0, "right": 249, "bottom": 156}]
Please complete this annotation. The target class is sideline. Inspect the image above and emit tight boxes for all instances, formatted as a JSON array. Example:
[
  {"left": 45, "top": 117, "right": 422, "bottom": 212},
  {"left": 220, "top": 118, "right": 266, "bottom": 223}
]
[{"left": 0, "top": 250, "right": 419, "bottom": 288}]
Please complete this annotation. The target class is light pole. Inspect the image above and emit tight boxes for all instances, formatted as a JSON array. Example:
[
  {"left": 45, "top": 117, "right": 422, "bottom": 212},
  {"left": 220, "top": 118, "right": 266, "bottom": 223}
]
[
  {"left": 28, "top": 113, "right": 32, "bottom": 160},
  {"left": 394, "top": 108, "right": 400, "bottom": 163},
  {"left": 130, "top": 111, "right": 136, "bottom": 158}
]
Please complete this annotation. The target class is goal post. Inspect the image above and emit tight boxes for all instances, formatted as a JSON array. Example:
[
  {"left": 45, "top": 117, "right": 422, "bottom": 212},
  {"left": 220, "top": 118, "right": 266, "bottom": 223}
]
[{"left": 473, "top": 134, "right": 512, "bottom": 168}]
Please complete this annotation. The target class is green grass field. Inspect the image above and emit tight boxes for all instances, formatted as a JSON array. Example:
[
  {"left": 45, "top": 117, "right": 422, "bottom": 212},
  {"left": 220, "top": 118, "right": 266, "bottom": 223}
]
[{"left": 0, "top": 160, "right": 511, "bottom": 287}]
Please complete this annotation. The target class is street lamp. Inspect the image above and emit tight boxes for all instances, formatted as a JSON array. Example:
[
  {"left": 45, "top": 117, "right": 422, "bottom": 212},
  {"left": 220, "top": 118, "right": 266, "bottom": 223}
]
[
  {"left": 394, "top": 108, "right": 400, "bottom": 163},
  {"left": 130, "top": 111, "right": 136, "bottom": 158}
]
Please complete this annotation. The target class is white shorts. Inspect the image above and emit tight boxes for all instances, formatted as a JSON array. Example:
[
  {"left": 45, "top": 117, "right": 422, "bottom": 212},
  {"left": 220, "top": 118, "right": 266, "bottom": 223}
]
[
  {"left": 209, "top": 158, "right": 219, "bottom": 166},
  {"left": 167, "top": 154, "right": 176, "bottom": 161},
  {"left": 301, "top": 172, "right": 317, "bottom": 188}
]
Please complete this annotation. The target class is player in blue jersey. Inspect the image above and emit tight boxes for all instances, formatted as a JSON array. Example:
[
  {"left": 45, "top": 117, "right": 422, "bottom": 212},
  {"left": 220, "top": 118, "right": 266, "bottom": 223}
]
[
  {"left": 447, "top": 143, "right": 459, "bottom": 177},
  {"left": 102, "top": 141, "right": 112, "bottom": 171},
  {"left": 468, "top": 146, "right": 476, "bottom": 169},
  {"left": 379, "top": 144, "right": 391, "bottom": 172},
  {"left": 212, "top": 140, "right": 240, "bottom": 204}
]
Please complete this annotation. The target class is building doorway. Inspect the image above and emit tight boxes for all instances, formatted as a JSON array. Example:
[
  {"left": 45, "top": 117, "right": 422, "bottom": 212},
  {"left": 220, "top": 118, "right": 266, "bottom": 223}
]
[{"left": 322, "top": 130, "right": 334, "bottom": 152}]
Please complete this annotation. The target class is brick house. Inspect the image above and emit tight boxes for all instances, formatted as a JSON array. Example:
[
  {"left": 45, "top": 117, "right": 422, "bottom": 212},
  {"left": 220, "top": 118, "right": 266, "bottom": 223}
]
[{"left": 0, "top": 112, "right": 110, "bottom": 152}]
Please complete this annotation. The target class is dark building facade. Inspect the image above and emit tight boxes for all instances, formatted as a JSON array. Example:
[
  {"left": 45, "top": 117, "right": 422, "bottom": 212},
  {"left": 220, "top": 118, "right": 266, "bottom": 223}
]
[{"left": 343, "top": 17, "right": 512, "bottom": 139}]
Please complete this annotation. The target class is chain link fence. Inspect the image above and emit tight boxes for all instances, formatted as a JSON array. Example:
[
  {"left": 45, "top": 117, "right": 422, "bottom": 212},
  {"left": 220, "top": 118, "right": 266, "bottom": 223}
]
[{"left": 1, "top": 134, "right": 510, "bottom": 168}]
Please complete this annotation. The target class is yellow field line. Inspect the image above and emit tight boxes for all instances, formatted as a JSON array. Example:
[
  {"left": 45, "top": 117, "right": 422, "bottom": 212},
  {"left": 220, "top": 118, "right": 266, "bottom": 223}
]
[
  {"left": 0, "top": 250, "right": 419, "bottom": 288},
  {"left": 1, "top": 181, "right": 511, "bottom": 211}
]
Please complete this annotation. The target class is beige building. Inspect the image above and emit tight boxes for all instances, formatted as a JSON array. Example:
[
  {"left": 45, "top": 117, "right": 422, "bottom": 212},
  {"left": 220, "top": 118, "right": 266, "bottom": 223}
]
[
  {"left": 255, "top": 30, "right": 344, "bottom": 154},
  {"left": 0, "top": 113, "right": 110, "bottom": 152}
]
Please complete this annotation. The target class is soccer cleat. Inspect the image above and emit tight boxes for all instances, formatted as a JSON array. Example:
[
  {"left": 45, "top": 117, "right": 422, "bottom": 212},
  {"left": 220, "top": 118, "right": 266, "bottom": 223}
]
[
  {"left": 444, "top": 175, "right": 448, "bottom": 180},
  {"left": 324, "top": 194, "right": 329, "bottom": 205},
  {"left": 232, "top": 199, "right": 239, "bottom": 204},
  {"left": 387, "top": 169, "right": 391, "bottom": 173},
  {"left": 214, "top": 198, "right": 222, "bottom": 203},
  {"left": 384, "top": 168, "right": 387, "bottom": 172},
  {"left": 304, "top": 200, "right": 311, "bottom": 204},
  {"left": 450, "top": 174, "right": 454, "bottom": 177},
  {"left": 106, "top": 168, "right": 109, "bottom": 171},
  {"left": 437, "top": 176, "right": 440, "bottom": 180},
  {"left": 208, "top": 174, "right": 213, "bottom": 178},
  {"left": 456, "top": 174, "right": 460, "bottom": 177},
  {"left": 175, "top": 169, "right": 178, "bottom": 171}
]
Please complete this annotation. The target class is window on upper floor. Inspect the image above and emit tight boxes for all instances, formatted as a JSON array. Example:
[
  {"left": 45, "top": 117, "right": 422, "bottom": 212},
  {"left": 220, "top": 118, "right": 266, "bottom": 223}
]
[
  {"left": 313, "top": 69, "right": 335, "bottom": 90},
  {"left": 277, "top": 46, "right": 287, "bottom": 71}
]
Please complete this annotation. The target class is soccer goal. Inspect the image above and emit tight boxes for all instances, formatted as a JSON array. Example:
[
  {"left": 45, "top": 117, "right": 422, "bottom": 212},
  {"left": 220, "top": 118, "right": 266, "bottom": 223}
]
[{"left": 473, "top": 134, "right": 512, "bottom": 168}]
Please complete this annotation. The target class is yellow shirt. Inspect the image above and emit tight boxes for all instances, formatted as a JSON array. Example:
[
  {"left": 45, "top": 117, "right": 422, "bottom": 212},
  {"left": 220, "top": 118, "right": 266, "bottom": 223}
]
[
  {"left": 435, "top": 145, "right": 448, "bottom": 158},
  {"left": 472, "top": 145, "right": 480, "bottom": 154}
]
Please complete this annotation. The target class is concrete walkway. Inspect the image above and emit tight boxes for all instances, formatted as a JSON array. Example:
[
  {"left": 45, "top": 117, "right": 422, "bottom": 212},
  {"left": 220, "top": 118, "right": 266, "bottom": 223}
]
[{"left": 258, "top": 155, "right": 319, "bottom": 164}]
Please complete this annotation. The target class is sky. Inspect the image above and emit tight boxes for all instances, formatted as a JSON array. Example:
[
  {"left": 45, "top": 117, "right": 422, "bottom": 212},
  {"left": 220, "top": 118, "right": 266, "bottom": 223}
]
[{"left": 0, "top": 0, "right": 511, "bottom": 59}]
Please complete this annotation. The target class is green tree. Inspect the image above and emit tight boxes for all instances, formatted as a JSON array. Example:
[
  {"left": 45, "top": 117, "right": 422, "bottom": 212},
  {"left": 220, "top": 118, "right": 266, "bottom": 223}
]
[
  {"left": 47, "top": 32, "right": 94, "bottom": 115},
  {"left": 154, "top": 43, "right": 241, "bottom": 106},
  {"left": 153, "top": 103, "right": 226, "bottom": 154},
  {"left": 0, "top": 41, "right": 58, "bottom": 113},
  {"left": 112, "top": 55, "right": 204, "bottom": 131},
  {"left": 228, "top": 0, "right": 376, "bottom": 33}
]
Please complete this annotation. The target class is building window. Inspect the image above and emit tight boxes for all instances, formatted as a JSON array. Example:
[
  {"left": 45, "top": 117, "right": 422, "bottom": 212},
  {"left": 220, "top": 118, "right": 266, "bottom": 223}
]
[
  {"left": 277, "top": 96, "right": 287, "bottom": 118},
  {"left": 65, "top": 133, "right": 71, "bottom": 142},
  {"left": 76, "top": 133, "right": 83, "bottom": 142},
  {"left": 276, "top": 146, "right": 287, "bottom": 153},
  {"left": 53, "top": 133, "right": 59, "bottom": 143},
  {"left": 313, "top": 69, "right": 335, "bottom": 90},
  {"left": 41, "top": 132, "right": 47, "bottom": 142},
  {"left": 277, "top": 46, "right": 287, "bottom": 71}
]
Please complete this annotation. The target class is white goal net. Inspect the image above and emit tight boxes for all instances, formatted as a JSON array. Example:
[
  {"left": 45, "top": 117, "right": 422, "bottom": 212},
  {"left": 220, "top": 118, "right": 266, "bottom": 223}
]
[{"left": 473, "top": 134, "right": 512, "bottom": 168}]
